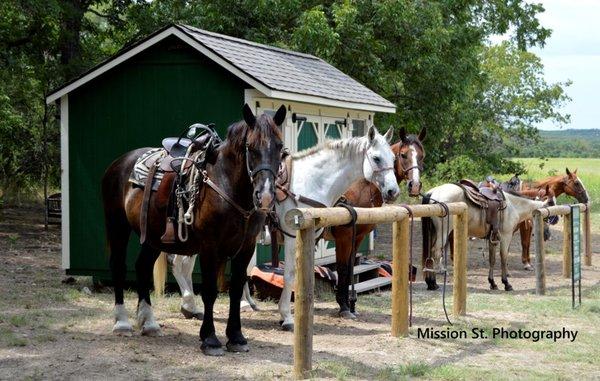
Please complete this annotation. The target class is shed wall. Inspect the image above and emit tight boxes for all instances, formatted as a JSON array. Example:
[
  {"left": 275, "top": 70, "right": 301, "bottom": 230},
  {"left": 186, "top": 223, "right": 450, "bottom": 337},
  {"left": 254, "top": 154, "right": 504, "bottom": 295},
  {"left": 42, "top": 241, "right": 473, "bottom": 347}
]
[{"left": 67, "top": 36, "right": 246, "bottom": 279}]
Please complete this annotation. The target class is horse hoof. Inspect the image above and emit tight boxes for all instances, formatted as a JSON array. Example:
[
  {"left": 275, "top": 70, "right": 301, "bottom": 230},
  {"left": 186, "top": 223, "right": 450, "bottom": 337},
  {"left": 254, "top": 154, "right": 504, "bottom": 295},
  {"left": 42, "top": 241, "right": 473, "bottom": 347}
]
[
  {"left": 181, "top": 307, "right": 203, "bottom": 320},
  {"left": 427, "top": 284, "right": 440, "bottom": 291},
  {"left": 141, "top": 323, "right": 163, "bottom": 337},
  {"left": 490, "top": 284, "right": 498, "bottom": 290},
  {"left": 505, "top": 285, "right": 514, "bottom": 291},
  {"left": 201, "top": 345, "right": 225, "bottom": 356},
  {"left": 250, "top": 304, "right": 260, "bottom": 312},
  {"left": 112, "top": 322, "right": 133, "bottom": 336},
  {"left": 523, "top": 264, "right": 533, "bottom": 271},
  {"left": 281, "top": 323, "right": 294, "bottom": 332},
  {"left": 226, "top": 342, "right": 249, "bottom": 353},
  {"left": 339, "top": 310, "right": 356, "bottom": 319}
]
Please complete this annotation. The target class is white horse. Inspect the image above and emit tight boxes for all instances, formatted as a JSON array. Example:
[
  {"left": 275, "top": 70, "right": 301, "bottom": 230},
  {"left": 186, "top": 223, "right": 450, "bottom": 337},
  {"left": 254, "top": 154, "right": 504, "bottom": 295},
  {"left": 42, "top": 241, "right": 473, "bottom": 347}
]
[
  {"left": 156, "top": 126, "right": 400, "bottom": 329},
  {"left": 274, "top": 126, "right": 399, "bottom": 330},
  {"left": 421, "top": 183, "right": 555, "bottom": 291}
]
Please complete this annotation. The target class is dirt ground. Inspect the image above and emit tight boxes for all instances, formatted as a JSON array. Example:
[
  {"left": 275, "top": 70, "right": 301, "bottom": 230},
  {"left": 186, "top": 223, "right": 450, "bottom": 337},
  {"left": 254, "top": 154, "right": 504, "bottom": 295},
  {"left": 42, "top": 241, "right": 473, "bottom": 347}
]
[{"left": 1, "top": 205, "right": 599, "bottom": 380}]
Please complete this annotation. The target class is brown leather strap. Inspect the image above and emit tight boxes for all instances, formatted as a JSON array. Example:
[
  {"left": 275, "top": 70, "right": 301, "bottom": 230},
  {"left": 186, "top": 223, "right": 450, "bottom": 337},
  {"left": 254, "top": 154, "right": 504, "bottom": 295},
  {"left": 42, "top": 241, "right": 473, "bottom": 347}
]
[
  {"left": 202, "top": 171, "right": 255, "bottom": 219},
  {"left": 140, "top": 163, "right": 158, "bottom": 245}
]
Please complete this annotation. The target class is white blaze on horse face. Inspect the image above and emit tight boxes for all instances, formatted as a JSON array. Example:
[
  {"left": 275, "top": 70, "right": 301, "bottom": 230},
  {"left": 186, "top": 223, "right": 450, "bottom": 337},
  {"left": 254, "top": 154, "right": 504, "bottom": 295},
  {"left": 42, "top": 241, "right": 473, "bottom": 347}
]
[{"left": 409, "top": 145, "right": 420, "bottom": 184}]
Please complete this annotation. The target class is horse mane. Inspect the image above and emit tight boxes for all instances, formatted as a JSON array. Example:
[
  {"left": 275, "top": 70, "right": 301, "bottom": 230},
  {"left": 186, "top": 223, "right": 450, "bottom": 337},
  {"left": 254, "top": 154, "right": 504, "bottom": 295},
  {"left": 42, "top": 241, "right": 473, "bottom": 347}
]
[
  {"left": 400, "top": 134, "right": 424, "bottom": 150},
  {"left": 532, "top": 174, "right": 565, "bottom": 189},
  {"left": 292, "top": 136, "right": 369, "bottom": 160},
  {"left": 503, "top": 189, "right": 538, "bottom": 201},
  {"left": 223, "top": 114, "right": 283, "bottom": 154}
]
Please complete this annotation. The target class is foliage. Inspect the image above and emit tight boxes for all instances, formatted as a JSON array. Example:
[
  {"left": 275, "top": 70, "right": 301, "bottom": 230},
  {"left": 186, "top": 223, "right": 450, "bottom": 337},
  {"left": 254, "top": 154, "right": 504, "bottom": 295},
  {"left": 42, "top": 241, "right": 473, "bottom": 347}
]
[
  {"left": 511, "top": 129, "right": 600, "bottom": 158},
  {"left": 0, "top": 0, "right": 572, "bottom": 200}
]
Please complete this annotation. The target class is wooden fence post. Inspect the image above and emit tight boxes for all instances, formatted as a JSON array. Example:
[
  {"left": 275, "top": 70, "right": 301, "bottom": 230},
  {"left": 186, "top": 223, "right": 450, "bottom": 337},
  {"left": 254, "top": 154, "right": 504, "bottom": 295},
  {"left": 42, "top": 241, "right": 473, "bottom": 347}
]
[
  {"left": 391, "top": 217, "right": 409, "bottom": 337},
  {"left": 453, "top": 209, "right": 468, "bottom": 316},
  {"left": 563, "top": 213, "right": 572, "bottom": 278},
  {"left": 294, "top": 222, "right": 315, "bottom": 380},
  {"left": 534, "top": 211, "right": 546, "bottom": 295},
  {"left": 584, "top": 206, "right": 592, "bottom": 266}
]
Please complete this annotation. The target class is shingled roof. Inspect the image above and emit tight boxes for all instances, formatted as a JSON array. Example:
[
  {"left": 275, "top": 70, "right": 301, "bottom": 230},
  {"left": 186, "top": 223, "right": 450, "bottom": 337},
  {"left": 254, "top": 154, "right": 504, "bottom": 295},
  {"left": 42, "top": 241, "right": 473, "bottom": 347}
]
[{"left": 46, "top": 24, "right": 396, "bottom": 113}]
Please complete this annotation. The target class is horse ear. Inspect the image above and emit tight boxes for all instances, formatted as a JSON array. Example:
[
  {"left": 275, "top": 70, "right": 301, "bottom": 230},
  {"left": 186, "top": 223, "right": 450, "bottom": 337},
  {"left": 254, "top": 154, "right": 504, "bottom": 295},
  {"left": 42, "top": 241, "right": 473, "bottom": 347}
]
[
  {"left": 574, "top": 168, "right": 578, "bottom": 174},
  {"left": 367, "top": 125, "right": 377, "bottom": 143},
  {"left": 399, "top": 127, "right": 407, "bottom": 142},
  {"left": 273, "top": 104, "right": 287, "bottom": 126},
  {"left": 566, "top": 167, "right": 571, "bottom": 176},
  {"left": 418, "top": 127, "right": 427, "bottom": 142},
  {"left": 242, "top": 103, "right": 256, "bottom": 128},
  {"left": 383, "top": 127, "right": 394, "bottom": 143}
]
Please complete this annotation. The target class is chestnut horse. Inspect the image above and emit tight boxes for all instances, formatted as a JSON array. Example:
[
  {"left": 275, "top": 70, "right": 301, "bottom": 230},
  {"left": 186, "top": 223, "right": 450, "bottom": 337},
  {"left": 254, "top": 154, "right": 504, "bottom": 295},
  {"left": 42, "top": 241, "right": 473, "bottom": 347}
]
[
  {"left": 328, "top": 127, "right": 426, "bottom": 318},
  {"left": 101, "top": 104, "right": 285, "bottom": 356},
  {"left": 514, "top": 168, "right": 589, "bottom": 269}
]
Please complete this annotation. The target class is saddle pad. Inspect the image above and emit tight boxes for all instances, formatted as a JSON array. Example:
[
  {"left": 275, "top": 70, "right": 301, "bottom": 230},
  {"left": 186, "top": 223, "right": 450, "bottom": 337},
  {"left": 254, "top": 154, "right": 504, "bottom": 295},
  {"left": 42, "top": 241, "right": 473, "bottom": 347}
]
[{"left": 129, "top": 148, "right": 167, "bottom": 191}]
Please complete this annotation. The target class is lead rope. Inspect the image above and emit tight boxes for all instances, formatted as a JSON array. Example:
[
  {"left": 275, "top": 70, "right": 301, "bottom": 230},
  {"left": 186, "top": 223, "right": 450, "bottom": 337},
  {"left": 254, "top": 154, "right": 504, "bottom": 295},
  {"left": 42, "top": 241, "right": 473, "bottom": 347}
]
[{"left": 420, "top": 193, "right": 452, "bottom": 325}]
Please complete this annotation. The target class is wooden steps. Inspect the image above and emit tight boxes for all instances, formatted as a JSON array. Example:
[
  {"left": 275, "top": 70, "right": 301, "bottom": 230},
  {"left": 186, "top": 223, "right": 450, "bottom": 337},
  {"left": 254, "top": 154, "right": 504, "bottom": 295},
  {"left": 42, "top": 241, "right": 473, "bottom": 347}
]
[{"left": 352, "top": 277, "right": 392, "bottom": 293}]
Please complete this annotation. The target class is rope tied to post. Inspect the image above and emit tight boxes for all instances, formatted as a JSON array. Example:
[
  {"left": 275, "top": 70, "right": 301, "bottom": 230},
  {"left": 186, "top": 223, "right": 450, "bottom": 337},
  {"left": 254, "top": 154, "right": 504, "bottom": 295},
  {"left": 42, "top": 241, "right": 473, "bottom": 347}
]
[{"left": 400, "top": 204, "right": 415, "bottom": 326}]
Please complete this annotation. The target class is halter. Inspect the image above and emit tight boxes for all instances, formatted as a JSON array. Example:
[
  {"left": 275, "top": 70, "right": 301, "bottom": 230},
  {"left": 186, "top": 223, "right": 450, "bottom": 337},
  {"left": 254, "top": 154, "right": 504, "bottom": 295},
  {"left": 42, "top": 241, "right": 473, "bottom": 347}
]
[
  {"left": 563, "top": 176, "right": 588, "bottom": 201},
  {"left": 245, "top": 142, "right": 277, "bottom": 181}
]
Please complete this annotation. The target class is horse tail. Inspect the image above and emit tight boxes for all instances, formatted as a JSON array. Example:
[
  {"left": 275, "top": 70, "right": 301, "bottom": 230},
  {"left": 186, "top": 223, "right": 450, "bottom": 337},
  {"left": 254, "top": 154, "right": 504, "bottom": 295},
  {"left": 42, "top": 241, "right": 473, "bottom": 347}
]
[
  {"left": 153, "top": 252, "right": 168, "bottom": 297},
  {"left": 421, "top": 193, "right": 434, "bottom": 271},
  {"left": 217, "top": 261, "right": 228, "bottom": 292}
]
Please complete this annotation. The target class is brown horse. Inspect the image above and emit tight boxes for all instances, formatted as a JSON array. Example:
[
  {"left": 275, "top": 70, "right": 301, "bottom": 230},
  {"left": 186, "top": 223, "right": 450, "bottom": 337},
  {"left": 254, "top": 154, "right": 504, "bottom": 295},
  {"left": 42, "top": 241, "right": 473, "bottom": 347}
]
[
  {"left": 101, "top": 104, "right": 286, "bottom": 355},
  {"left": 515, "top": 168, "right": 589, "bottom": 269},
  {"left": 328, "top": 127, "right": 426, "bottom": 318}
]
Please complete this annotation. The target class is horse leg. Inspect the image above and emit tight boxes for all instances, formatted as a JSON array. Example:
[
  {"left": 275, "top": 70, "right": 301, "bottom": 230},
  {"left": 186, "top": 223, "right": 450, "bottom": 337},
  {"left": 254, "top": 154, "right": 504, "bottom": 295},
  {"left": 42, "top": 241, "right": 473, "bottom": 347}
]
[
  {"left": 135, "top": 244, "right": 162, "bottom": 336},
  {"left": 226, "top": 253, "right": 252, "bottom": 353},
  {"left": 500, "top": 237, "right": 513, "bottom": 291},
  {"left": 242, "top": 281, "right": 259, "bottom": 311},
  {"left": 107, "top": 210, "right": 133, "bottom": 336},
  {"left": 278, "top": 238, "right": 296, "bottom": 331},
  {"left": 488, "top": 242, "right": 498, "bottom": 290},
  {"left": 241, "top": 254, "right": 259, "bottom": 311},
  {"left": 172, "top": 254, "right": 203, "bottom": 319},
  {"left": 520, "top": 222, "right": 533, "bottom": 271},
  {"left": 424, "top": 217, "right": 441, "bottom": 291},
  {"left": 199, "top": 257, "right": 223, "bottom": 356},
  {"left": 334, "top": 236, "right": 354, "bottom": 319}
]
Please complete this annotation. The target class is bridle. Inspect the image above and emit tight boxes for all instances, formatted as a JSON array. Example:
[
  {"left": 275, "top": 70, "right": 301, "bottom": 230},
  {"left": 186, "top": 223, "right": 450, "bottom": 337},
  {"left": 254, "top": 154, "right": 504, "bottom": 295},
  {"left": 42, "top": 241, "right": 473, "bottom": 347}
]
[
  {"left": 245, "top": 141, "right": 278, "bottom": 182},
  {"left": 563, "top": 176, "right": 588, "bottom": 202}
]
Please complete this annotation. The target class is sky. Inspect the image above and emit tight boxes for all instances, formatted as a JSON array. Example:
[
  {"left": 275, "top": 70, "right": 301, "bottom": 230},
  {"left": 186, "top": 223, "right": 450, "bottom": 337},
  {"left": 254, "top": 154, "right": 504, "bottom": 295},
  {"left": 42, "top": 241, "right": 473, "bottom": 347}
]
[{"left": 529, "top": 0, "right": 600, "bottom": 130}]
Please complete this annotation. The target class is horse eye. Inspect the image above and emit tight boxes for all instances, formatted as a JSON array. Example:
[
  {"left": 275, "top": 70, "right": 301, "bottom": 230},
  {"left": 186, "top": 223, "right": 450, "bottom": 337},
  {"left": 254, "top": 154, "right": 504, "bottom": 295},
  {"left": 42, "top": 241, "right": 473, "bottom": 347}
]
[
  {"left": 401, "top": 153, "right": 407, "bottom": 159},
  {"left": 373, "top": 156, "right": 381, "bottom": 164}
]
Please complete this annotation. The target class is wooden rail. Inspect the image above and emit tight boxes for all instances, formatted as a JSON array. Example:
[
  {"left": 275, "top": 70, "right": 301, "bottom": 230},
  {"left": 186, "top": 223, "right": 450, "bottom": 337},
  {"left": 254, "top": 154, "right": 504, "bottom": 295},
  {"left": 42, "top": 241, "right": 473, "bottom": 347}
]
[
  {"left": 533, "top": 203, "right": 591, "bottom": 295},
  {"left": 285, "top": 202, "right": 469, "bottom": 379}
]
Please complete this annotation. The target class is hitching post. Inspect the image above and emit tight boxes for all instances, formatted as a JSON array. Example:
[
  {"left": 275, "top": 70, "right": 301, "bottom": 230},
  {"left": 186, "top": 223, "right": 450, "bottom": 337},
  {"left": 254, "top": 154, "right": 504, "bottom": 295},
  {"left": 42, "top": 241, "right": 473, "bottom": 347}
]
[
  {"left": 293, "top": 220, "right": 315, "bottom": 380},
  {"left": 391, "top": 217, "right": 410, "bottom": 337},
  {"left": 453, "top": 208, "right": 468, "bottom": 316},
  {"left": 584, "top": 205, "right": 592, "bottom": 266},
  {"left": 534, "top": 211, "right": 546, "bottom": 295}
]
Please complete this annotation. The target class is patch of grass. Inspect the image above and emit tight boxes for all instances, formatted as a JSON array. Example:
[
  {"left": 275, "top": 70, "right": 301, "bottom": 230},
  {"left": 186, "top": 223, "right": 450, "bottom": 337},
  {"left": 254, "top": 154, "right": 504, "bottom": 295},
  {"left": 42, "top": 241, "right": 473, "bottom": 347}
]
[
  {"left": 317, "top": 360, "right": 353, "bottom": 380},
  {"left": 34, "top": 332, "right": 57, "bottom": 343},
  {"left": 378, "top": 362, "right": 432, "bottom": 380},
  {"left": 9, "top": 314, "right": 27, "bottom": 327}
]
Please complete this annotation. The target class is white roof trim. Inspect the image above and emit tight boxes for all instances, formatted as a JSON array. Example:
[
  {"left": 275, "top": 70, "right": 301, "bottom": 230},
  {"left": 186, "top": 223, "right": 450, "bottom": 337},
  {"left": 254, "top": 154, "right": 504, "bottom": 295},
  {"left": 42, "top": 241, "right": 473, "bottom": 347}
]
[
  {"left": 269, "top": 90, "right": 396, "bottom": 113},
  {"left": 46, "top": 26, "right": 396, "bottom": 114}
]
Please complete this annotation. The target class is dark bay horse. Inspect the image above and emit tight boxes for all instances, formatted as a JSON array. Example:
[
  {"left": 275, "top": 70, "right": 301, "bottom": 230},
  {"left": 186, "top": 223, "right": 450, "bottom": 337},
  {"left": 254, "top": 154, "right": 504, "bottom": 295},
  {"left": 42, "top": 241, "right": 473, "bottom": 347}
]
[
  {"left": 101, "top": 104, "right": 286, "bottom": 355},
  {"left": 513, "top": 168, "right": 589, "bottom": 269},
  {"left": 329, "top": 127, "right": 426, "bottom": 318}
]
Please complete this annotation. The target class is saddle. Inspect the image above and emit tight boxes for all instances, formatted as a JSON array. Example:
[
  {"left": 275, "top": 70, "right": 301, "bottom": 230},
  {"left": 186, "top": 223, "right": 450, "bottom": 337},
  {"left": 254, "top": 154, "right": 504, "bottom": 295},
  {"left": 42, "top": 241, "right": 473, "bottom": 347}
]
[
  {"left": 132, "top": 124, "right": 221, "bottom": 245},
  {"left": 458, "top": 179, "right": 506, "bottom": 243}
]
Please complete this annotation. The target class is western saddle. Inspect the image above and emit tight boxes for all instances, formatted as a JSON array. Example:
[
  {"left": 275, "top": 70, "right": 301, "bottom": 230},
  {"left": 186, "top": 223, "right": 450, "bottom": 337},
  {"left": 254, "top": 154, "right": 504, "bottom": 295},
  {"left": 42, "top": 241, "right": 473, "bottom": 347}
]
[
  {"left": 138, "top": 123, "right": 221, "bottom": 245},
  {"left": 458, "top": 179, "right": 506, "bottom": 243}
]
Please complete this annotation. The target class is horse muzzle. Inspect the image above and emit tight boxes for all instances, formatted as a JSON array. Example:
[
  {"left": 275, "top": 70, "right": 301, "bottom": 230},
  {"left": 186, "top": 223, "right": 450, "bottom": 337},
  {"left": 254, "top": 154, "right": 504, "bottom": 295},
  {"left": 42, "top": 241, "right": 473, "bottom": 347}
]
[{"left": 407, "top": 180, "right": 422, "bottom": 197}]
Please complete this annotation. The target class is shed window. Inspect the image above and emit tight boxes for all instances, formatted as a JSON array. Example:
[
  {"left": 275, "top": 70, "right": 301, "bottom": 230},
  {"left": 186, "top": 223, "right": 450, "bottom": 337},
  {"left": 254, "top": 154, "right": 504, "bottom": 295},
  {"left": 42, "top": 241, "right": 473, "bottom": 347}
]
[{"left": 352, "top": 119, "right": 366, "bottom": 137}]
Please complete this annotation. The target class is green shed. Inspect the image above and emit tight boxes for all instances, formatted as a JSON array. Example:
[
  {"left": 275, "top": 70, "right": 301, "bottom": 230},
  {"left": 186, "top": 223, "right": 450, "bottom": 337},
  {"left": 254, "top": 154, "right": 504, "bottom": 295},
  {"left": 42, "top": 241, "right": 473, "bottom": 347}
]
[{"left": 46, "top": 24, "right": 396, "bottom": 281}]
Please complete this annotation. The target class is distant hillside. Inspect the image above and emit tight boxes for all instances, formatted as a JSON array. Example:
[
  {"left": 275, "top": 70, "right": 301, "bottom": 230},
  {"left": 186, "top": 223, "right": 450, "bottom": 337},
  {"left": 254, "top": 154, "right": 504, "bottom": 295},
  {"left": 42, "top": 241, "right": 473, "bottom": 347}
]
[{"left": 514, "top": 129, "right": 600, "bottom": 158}]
